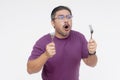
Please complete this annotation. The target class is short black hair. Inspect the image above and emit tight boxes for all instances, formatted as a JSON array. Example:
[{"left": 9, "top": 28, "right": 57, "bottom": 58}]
[{"left": 51, "top": 6, "right": 72, "bottom": 21}]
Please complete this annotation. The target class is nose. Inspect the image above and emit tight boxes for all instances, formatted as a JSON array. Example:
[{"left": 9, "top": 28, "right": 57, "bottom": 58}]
[
  {"left": 63, "top": 17, "right": 69, "bottom": 22},
  {"left": 64, "top": 22, "right": 69, "bottom": 26}
]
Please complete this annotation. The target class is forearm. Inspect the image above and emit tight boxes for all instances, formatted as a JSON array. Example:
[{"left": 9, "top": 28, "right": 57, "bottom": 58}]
[
  {"left": 83, "top": 55, "right": 98, "bottom": 67},
  {"left": 27, "top": 52, "right": 49, "bottom": 74}
]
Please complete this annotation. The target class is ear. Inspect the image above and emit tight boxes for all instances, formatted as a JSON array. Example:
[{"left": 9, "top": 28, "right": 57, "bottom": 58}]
[{"left": 51, "top": 20, "right": 55, "bottom": 27}]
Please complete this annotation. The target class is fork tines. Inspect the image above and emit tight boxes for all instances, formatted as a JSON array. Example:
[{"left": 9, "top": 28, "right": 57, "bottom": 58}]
[{"left": 89, "top": 25, "right": 94, "bottom": 34}]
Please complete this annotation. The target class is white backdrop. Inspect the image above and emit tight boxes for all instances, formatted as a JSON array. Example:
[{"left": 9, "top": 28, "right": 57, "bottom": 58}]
[{"left": 0, "top": 0, "right": 120, "bottom": 80}]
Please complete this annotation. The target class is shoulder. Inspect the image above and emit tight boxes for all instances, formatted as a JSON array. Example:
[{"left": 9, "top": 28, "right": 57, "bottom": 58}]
[
  {"left": 38, "top": 33, "right": 50, "bottom": 42},
  {"left": 34, "top": 33, "right": 51, "bottom": 47},
  {"left": 71, "top": 30, "right": 85, "bottom": 37},
  {"left": 70, "top": 30, "right": 87, "bottom": 42}
]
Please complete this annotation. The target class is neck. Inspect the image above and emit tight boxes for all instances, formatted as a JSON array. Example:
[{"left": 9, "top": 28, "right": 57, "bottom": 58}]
[{"left": 55, "top": 31, "right": 71, "bottom": 39}]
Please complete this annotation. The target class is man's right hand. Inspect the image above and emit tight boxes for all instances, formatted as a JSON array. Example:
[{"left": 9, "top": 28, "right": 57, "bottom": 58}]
[{"left": 45, "top": 42, "right": 56, "bottom": 58}]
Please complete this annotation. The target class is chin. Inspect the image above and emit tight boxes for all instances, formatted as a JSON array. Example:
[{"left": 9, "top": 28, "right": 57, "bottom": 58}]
[{"left": 63, "top": 32, "right": 70, "bottom": 37}]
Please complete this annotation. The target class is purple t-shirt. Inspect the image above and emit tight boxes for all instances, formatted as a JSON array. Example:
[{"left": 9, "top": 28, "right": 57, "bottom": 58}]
[{"left": 28, "top": 30, "right": 89, "bottom": 80}]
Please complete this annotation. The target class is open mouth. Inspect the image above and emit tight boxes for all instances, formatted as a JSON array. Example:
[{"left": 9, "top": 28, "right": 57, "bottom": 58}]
[
  {"left": 64, "top": 25, "right": 69, "bottom": 29},
  {"left": 63, "top": 23, "right": 70, "bottom": 31}
]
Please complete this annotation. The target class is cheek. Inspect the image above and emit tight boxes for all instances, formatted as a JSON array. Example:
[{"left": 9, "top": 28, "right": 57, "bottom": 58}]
[
  {"left": 55, "top": 22, "right": 64, "bottom": 27},
  {"left": 69, "top": 20, "right": 72, "bottom": 25}
]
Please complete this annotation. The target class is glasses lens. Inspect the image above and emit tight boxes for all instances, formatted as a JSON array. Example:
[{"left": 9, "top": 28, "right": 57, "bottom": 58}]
[
  {"left": 58, "top": 15, "right": 64, "bottom": 20},
  {"left": 66, "top": 15, "right": 72, "bottom": 19},
  {"left": 55, "top": 15, "right": 72, "bottom": 20}
]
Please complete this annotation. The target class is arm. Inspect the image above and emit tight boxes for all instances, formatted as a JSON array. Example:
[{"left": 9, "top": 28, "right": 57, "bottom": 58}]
[
  {"left": 83, "top": 54, "right": 97, "bottom": 67},
  {"left": 27, "top": 52, "right": 49, "bottom": 74},
  {"left": 27, "top": 42, "right": 56, "bottom": 74},
  {"left": 83, "top": 39, "right": 98, "bottom": 67}
]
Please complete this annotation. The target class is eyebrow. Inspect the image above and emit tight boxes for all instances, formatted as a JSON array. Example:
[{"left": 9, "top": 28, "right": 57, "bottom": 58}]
[
  {"left": 57, "top": 15, "right": 64, "bottom": 16},
  {"left": 57, "top": 14, "right": 71, "bottom": 16}
]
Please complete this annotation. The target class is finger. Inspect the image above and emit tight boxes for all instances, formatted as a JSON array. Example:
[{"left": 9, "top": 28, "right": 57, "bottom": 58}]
[
  {"left": 49, "top": 42, "right": 55, "bottom": 47},
  {"left": 88, "top": 41, "right": 96, "bottom": 47},
  {"left": 89, "top": 38, "right": 96, "bottom": 43},
  {"left": 88, "top": 45, "right": 95, "bottom": 49},
  {"left": 49, "top": 46, "right": 55, "bottom": 50},
  {"left": 89, "top": 49, "right": 96, "bottom": 53},
  {"left": 88, "top": 43, "right": 95, "bottom": 46},
  {"left": 51, "top": 50, "right": 56, "bottom": 54},
  {"left": 89, "top": 42, "right": 96, "bottom": 47}
]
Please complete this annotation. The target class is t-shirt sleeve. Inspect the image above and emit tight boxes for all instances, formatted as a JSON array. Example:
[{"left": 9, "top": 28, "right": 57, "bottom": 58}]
[
  {"left": 28, "top": 39, "right": 45, "bottom": 60},
  {"left": 81, "top": 35, "right": 89, "bottom": 58}
]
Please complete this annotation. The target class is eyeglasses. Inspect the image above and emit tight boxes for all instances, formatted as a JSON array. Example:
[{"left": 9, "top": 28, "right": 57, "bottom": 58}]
[{"left": 54, "top": 14, "right": 72, "bottom": 20}]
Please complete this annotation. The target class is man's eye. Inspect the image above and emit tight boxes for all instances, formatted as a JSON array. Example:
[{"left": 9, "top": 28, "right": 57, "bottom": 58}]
[
  {"left": 67, "top": 15, "right": 72, "bottom": 19},
  {"left": 58, "top": 15, "right": 64, "bottom": 19}
]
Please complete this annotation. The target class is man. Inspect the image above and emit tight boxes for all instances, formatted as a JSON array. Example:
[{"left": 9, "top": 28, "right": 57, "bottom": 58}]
[{"left": 27, "top": 5, "right": 98, "bottom": 80}]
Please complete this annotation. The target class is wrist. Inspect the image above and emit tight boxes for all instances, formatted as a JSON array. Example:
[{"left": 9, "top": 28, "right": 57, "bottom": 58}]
[
  {"left": 88, "top": 51, "right": 96, "bottom": 55},
  {"left": 44, "top": 52, "right": 51, "bottom": 58}
]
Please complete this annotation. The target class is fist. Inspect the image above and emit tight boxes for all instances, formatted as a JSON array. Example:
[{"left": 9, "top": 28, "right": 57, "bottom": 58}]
[
  {"left": 88, "top": 39, "right": 97, "bottom": 54},
  {"left": 46, "top": 42, "right": 56, "bottom": 58}
]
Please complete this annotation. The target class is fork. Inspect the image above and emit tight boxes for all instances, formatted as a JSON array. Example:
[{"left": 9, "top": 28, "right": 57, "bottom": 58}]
[
  {"left": 50, "top": 31, "right": 55, "bottom": 42},
  {"left": 89, "top": 24, "right": 94, "bottom": 39}
]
